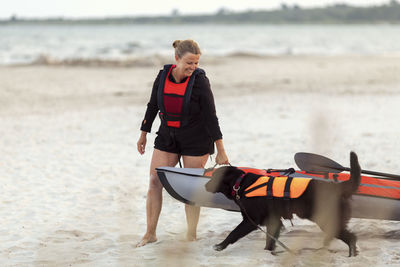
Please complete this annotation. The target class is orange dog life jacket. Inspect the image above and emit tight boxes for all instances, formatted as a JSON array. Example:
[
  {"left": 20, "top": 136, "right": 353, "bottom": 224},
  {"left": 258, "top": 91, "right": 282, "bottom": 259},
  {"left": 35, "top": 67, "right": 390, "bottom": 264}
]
[{"left": 244, "top": 176, "right": 311, "bottom": 199}]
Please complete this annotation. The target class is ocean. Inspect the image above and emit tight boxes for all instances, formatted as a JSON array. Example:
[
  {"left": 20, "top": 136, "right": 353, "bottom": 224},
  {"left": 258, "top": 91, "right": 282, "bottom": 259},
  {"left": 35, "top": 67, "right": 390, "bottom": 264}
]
[{"left": 1, "top": 23, "right": 399, "bottom": 65}]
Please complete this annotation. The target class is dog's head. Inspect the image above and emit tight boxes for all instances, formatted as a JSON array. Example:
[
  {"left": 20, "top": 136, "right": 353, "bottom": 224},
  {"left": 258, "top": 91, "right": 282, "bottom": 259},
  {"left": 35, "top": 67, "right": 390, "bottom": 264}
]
[{"left": 205, "top": 166, "right": 245, "bottom": 198}]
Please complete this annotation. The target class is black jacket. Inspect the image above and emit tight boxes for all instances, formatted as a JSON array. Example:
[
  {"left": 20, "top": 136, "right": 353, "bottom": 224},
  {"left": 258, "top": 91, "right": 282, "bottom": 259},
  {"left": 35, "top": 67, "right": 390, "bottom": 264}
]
[{"left": 140, "top": 68, "right": 222, "bottom": 141}]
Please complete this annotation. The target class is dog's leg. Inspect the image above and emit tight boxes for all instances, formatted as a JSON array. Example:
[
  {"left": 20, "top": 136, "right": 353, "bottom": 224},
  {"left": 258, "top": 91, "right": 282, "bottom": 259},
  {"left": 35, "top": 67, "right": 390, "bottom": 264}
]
[
  {"left": 319, "top": 221, "right": 358, "bottom": 257},
  {"left": 336, "top": 228, "right": 358, "bottom": 257},
  {"left": 322, "top": 234, "right": 334, "bottom": 248},
  {"left": 265, "top": 216, "right": 282, "bottom": 252},
  {"left": 316, "top": 219, "right": 338, "bottom": 250},
  {"left": 213, "top": 220, "right": 257, "bottom": 251}
]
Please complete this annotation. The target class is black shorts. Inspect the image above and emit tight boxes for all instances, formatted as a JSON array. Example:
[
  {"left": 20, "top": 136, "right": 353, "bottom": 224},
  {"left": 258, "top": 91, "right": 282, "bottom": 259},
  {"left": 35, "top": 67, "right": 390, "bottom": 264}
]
[{"left": 154, "top": 125, "right": 214, "bottom": 156}]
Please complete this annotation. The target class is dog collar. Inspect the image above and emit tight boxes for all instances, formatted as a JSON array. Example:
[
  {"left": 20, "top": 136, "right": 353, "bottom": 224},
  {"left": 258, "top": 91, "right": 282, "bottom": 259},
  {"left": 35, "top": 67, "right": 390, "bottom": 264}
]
[{"left": 232, "top": 173, "right": 245, "bottom": 199}]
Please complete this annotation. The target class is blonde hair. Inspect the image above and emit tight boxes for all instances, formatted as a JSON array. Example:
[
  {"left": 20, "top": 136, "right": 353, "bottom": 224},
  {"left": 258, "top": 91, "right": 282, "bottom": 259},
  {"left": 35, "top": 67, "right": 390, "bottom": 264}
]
[{"left": 172, "top": 39, "right": 201, "bottom": 58}]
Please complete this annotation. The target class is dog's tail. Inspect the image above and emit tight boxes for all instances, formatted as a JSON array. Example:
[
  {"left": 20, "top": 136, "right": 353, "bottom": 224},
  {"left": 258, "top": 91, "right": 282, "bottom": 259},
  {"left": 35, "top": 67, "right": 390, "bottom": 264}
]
[{"left": 341, "top": 151, "right": 361, "bottom": 198}]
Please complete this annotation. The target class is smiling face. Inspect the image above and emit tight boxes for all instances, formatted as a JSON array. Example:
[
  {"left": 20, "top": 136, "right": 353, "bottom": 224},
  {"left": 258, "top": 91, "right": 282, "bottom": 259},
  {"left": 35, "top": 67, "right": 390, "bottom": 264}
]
[{"left": 175, "top": 52, "right": 200, "bottom": 78}]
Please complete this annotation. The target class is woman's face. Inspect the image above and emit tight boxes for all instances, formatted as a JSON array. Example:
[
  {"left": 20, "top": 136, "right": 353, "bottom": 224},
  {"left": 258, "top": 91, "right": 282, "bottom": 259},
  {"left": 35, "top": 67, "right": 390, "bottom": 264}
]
[{"left": 175, "top": 52, "right": 200, "bottom": 77}]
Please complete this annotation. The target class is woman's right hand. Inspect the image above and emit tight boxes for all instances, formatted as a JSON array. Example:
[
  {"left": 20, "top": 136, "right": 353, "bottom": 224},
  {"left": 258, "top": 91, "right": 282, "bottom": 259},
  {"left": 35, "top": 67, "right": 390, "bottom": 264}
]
[
  {"left": 216, "top": 150, "right": 229, "bottom": 165},
  {"left": 215, "top": 139, "right": 229, "bottom": 165},
  {"left": 137, "top": 131, "right": 147, "bottom": 155}
]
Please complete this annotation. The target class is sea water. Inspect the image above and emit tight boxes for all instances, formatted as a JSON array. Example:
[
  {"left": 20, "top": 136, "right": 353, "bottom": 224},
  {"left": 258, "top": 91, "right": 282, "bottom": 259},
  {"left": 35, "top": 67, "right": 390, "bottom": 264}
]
[{"left": 0, "top": 23, "right": 399, "bottom": 65}]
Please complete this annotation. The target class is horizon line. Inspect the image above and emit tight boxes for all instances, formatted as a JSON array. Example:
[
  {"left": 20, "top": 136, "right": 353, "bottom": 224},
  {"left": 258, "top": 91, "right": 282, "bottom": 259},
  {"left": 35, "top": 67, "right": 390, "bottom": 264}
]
[{"left": 1, "top": 2, "right": 395, "bottom": 21}]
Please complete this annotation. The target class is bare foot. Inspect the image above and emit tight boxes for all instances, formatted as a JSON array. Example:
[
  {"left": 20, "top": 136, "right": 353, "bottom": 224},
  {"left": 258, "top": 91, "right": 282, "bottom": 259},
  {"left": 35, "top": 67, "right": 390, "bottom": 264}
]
[
  {"left": 136, "top": 234, "right": 157, "bottom": 247},
  {"left": 186, "top": 232, "right": 197, "bottom": 241}
]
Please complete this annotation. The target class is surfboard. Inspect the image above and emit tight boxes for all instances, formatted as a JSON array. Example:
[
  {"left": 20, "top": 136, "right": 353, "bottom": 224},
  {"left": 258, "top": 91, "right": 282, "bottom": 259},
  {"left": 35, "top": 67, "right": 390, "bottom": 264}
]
[{"left": 157, "top": 166, "right": 400, "bottom": 221}]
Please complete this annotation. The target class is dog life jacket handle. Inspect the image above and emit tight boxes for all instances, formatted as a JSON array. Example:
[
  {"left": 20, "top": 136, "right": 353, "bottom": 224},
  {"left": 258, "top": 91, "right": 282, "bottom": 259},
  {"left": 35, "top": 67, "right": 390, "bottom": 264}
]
[{"left": 266, "top": 168, "right": 295, "bottom": 175}]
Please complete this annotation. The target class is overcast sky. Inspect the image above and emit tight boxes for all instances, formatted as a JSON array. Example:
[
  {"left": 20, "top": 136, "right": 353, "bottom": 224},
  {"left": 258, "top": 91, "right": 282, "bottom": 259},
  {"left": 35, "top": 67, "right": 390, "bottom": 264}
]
[{"left": 0, "top": 0, "right": 391, "bottom": 19}]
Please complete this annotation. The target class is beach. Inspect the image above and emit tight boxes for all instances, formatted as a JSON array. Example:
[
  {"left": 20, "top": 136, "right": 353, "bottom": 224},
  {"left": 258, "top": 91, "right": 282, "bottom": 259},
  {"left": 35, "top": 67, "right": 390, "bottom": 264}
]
[{"left": 1, "top": 55, "right": 400, "bottom": 266}]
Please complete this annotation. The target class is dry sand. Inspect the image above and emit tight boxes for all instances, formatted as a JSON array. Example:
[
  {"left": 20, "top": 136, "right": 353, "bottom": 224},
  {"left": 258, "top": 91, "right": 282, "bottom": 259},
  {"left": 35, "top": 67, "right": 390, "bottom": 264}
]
[{"left": 1, "top": 55, "right": 400, "bottom": 266}]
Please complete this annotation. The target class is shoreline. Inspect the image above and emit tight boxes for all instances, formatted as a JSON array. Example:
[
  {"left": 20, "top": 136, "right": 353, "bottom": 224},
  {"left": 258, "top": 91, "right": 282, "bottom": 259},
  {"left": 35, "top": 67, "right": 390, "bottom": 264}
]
[{"left": 2, "top": 53, "right": 400, "bottom": 68}]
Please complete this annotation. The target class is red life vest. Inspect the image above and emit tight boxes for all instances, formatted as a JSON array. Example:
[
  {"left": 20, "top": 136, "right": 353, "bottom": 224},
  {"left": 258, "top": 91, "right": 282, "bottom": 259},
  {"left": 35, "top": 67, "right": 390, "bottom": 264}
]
[{"left": 157, "top": 64, "right": 204, "bottom": 128}]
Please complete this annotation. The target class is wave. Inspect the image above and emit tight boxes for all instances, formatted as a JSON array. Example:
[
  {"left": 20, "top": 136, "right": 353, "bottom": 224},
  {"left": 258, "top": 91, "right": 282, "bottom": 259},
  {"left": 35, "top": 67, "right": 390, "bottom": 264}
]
[
  {"left": 14, "top": 54, "right": 170, "bottom": 67},
  {"left": 5, "top": 50, "right": 400, "bottom": 67},
  {"left": 226, "top": 51, "right": 267, "bottom": 57},
  {"left": 7, "top": 52, "right": 268, "bottom": 67}
]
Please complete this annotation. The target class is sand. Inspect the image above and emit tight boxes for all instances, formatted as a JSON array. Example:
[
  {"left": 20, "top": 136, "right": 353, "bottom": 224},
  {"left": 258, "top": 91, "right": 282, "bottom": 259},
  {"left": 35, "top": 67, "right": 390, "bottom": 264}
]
[{"left": 1, "top": 55, "right": 400, "bottom": 266}]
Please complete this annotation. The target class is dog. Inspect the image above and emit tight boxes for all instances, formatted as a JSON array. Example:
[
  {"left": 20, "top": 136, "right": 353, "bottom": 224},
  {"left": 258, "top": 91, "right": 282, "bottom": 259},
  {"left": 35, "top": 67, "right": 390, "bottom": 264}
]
[{"left": 205, "top": 152, "right": 361, "bottom": 256}]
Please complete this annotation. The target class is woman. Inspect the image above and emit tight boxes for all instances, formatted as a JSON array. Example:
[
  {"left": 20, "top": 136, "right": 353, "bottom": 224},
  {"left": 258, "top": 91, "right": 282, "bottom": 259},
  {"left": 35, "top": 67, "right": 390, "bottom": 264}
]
[{"left": 136, "top": 39, "right": 229, "bottom": 247}]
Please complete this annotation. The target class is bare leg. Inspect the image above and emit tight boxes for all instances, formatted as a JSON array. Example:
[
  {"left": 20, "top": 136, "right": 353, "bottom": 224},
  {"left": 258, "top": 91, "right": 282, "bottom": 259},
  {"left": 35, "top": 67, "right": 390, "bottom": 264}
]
[
  {"left": 182, "top": 154, "right": 209, "bottom": 241},
  {"left": 184, "top": 205, "right": 200, "bottom": 241},
  {"left": 136, "top": 149, "right": 179, "bottom": 247}
]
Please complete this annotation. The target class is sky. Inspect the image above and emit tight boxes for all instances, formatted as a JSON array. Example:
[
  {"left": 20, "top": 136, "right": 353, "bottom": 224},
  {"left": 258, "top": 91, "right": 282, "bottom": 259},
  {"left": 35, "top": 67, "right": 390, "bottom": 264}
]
[{"left": 0, "top": 0, "right": 392, "bottom": 19}]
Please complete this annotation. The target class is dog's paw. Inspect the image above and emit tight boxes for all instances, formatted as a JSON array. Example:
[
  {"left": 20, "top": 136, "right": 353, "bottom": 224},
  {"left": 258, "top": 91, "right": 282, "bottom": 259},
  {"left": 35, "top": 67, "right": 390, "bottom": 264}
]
[
  {"left": 270, "top": 250, "right": 278, "bottom": 256},
  {"left": 264, "top": 243, "right": 276, "bottom": 251},
  {"left": 349, "top": 246, "right": 359, "bottom": 257},
  {"left": 213, "top": 243, "right": 227, "bottom": 251},
  {"left": 348, "top": 238, "right": 358, "bottom": 257}
]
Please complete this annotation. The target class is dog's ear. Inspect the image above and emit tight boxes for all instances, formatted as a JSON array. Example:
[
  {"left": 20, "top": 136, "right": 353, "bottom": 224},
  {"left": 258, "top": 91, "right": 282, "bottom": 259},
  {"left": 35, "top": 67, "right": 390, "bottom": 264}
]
[
  {"left": 205, "top": 166, "right": 229, "bottom": 193},
  {"left": 222, "top": 166, "right": 245, "bottom": 177},
  {"left": 205, "top": 166, "right": 244, "bottom": 193},
  {"left": 212, "top": 166, "right": 242, "bottom": 183},
  {"left": 211, "top": 166, "right": 231, "bottom": 179}
]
